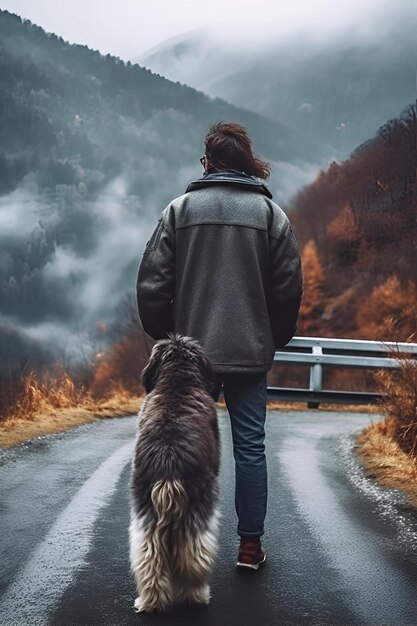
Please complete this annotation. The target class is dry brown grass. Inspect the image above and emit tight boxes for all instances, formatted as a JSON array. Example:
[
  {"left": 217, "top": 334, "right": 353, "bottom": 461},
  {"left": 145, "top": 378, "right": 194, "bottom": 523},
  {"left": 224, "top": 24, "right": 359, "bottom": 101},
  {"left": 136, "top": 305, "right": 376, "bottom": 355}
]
[
  {"left": 217, "top": 395, "right": 379, "bottom": 413},
  {"left": 356, "top": 354, "right": 417, "bottom": 506},
  {"left": 0, "top": 364, "right": 386, "bottom": 450},
  {"left": 8, "top": 371, "right": 92, "bottom": 417},
  {"left": 357, "top": 417, "right": 417, "bottom": 506},
  {"left": 0, "top": 374, "right": 143, "bottom": 448},
  {"left": 376, "top": 356, "right": 417, "bottom": 454},
  {"left": 266, "top": 400, "right": 380, "bottom": 413}
]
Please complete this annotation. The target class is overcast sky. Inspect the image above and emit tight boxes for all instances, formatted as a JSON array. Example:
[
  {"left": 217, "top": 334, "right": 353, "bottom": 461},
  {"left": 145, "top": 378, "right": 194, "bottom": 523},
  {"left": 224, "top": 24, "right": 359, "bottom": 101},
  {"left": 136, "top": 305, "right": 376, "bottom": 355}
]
[{"left": 1, "top": 0, "right": 416, "bottom": 60}]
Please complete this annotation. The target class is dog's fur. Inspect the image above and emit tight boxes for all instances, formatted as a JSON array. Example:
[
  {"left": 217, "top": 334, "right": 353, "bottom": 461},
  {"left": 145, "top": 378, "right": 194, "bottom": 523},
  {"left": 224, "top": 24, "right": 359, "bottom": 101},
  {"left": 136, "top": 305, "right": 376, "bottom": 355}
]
[{"left": 129, "top": 333, "right": 220, "bottom": 613}]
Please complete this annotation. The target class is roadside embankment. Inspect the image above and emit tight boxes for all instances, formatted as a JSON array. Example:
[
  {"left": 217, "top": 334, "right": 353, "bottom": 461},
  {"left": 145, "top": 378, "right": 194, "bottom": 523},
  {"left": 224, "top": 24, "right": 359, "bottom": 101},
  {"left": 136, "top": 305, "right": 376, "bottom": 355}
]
[
  {"left": 0, "top": 390, "right": 142, "bottom": 448},
  {"left": 1, "top": 391, "right": 380, "bottom": 449},
  {"left": 357, "top": 417, "right": 417, "bottom": 506},
  {"left": 356, "top": 358, "right": 417, "bottom": 506}
]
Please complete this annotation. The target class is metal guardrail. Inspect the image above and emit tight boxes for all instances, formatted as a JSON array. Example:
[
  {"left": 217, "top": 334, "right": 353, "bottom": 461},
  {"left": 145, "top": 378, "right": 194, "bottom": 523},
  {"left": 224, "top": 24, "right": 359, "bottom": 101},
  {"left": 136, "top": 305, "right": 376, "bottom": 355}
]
[{"left": 269, "top": 336, "right": 417, "bottom": 407}]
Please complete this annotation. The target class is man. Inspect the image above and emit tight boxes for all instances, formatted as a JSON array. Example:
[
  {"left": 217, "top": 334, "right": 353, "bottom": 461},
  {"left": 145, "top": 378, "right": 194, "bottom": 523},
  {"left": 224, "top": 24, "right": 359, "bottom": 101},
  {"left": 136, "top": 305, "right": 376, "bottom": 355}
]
[{"left": 136, "top": 121, "right": 302, "bottom": 570}]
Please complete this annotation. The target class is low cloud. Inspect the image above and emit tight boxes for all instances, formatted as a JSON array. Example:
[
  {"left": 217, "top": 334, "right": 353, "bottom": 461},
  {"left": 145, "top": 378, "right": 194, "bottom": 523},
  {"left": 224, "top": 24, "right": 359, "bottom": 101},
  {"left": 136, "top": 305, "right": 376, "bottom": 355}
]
[
  {"left": 3, "top": 0, "right": 414, "bottom": 60},
  {"left": 269, "top": 159, "right": 322, "bottom": 205},
  {"left": 1, "top": 161, "right": 200, "bottom": 371},
  {"left": 0, "top": 182, "right": 46, "bottom": 238}
]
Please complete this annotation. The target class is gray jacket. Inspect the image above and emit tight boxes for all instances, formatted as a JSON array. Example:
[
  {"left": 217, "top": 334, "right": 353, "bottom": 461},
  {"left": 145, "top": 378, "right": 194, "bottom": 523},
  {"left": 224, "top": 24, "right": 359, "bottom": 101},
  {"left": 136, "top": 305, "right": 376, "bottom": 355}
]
[{"left": 136, "top": 169, "right": 302, "bottom": 374}]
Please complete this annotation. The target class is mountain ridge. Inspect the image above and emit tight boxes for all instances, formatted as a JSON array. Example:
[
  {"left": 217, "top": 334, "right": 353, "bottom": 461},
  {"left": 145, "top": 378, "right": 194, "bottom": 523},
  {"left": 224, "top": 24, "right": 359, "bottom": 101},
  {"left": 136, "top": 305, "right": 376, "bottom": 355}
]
[
  {"left": 135, "top": 25, "right": 417, "bottom": 163},
  {"left": 0, "top": 8, "right": 298, "bottom": 383}
]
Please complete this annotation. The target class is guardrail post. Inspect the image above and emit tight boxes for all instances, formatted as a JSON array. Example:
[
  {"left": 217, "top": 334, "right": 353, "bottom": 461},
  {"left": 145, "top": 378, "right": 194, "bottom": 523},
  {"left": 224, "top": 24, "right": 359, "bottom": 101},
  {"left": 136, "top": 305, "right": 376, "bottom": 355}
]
[
  {"left": 308, "top": 346, "right": 323, "bottom": 408},
  {"left": 271, "top": 336, "right": 417, "bottom": 406}
]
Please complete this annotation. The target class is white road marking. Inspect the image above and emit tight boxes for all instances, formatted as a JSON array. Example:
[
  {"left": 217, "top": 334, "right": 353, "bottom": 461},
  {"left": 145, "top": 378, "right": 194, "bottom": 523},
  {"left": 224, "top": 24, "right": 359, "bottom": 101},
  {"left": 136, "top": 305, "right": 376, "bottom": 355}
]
[
  {"left": 280, "top": 435, "right": 416, "bottom": 624},
  {"left": 340, "top": 434, "right": 417, "bottom": 550},
  {"left": 0, "top": 440, "right": 134, "bottom": 626}
]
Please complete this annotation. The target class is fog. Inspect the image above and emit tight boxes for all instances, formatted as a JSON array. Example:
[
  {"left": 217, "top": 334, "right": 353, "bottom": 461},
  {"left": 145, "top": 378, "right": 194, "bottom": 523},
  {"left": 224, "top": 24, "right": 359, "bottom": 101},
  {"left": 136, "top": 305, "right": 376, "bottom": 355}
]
[
  {"left": 269, "top": 160, "right": 323, "bottom": 207},
  {"left": 0, "top": 185, "right": 44, "bottom": 237},
  {"left": 0, "top": 151, "right": 308, "bottom": 375},
  {"left": 2, "top": 0, "right": 415, "bottom": 60},
  {"left": 0, "top": 170, "right": 191, "bottom": 367}
]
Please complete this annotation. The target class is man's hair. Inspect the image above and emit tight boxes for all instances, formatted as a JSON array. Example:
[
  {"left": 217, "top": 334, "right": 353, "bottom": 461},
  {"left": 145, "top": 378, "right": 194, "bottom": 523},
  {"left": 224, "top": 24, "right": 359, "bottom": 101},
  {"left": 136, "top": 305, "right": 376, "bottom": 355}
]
[{"left": 204, "top": 121, "right": 271, "bottom": 180}]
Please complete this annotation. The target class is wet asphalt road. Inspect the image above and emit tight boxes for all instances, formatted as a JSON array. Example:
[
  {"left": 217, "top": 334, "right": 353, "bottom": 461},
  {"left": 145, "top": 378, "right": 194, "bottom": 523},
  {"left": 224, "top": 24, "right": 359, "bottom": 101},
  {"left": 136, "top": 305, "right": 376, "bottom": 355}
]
[{"left": 1, "top": 410, "right": 417, "bottom": 626}]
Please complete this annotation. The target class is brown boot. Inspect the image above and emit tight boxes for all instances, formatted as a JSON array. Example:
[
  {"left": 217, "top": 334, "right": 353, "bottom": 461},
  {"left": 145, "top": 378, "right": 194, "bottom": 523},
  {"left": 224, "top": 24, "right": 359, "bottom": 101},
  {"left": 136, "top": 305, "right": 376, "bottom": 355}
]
[{"left": 236, "top": 537, "right": 266, "bottom": 571}]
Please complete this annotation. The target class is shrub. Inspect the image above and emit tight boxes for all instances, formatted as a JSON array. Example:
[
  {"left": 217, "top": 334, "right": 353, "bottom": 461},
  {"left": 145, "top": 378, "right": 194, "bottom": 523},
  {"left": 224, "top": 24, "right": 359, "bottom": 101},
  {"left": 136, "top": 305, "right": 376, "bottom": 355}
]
[
  {"left": 298, "top": 239, "right": 324, "bottom": 333},
  {"left": 89, "top": 331, "right": 153, "bottom": 398},
  {"left": 326, "top": 204, "right": 360, "bottom": 265},
  {"left": 356, "top": 275, "right": 417, "bottom": 340},
  {"left": 377, "top": 354, "right": 417, "bottom": 455},
  {"left": 5, "top": 367, "right": 93, "bottom": 421}
]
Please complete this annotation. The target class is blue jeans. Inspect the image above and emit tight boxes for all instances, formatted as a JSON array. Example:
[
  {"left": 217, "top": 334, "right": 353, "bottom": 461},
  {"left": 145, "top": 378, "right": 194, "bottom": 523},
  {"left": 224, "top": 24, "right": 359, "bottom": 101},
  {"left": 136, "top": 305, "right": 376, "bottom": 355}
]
[{"left": 212, "top": 372, "right": 268, "bottom": 538}]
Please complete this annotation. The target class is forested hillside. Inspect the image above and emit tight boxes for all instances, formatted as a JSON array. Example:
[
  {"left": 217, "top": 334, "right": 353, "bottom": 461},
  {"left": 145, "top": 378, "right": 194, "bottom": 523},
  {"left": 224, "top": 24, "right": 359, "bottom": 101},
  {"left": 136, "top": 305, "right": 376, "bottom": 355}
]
[
  {"left": 289, "top": 105, "right": 417, "bottom": 342},
  {"left": 0, "top": 12, "right": 294, "bottom": 196},
  {"left": 137, "top": 25, "right": 417, "bottom": 163},
  {"left": 0, "top": 9, "right": 293, "bottom": 409}
]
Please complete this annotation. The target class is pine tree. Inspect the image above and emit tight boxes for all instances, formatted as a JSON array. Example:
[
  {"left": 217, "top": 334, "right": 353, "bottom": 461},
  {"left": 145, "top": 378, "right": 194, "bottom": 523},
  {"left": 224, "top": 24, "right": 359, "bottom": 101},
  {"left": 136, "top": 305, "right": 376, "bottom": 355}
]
[{"left": 299, "top": 239, "right": 324, "bottom": 332}]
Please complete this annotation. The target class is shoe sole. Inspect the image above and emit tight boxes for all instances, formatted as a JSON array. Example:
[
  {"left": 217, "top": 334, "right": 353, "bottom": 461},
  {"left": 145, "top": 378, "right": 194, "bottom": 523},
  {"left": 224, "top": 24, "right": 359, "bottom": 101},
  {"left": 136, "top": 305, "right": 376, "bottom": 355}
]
[{"left": 236, "top": 553, "right": 266, "bottom": 571}]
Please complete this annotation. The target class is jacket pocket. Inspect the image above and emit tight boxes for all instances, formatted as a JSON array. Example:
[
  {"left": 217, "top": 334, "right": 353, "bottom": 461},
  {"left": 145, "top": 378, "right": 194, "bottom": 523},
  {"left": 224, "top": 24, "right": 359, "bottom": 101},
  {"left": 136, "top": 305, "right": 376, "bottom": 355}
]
[{"left": 144, "top": 219, "right": 164, "bottom": 253}]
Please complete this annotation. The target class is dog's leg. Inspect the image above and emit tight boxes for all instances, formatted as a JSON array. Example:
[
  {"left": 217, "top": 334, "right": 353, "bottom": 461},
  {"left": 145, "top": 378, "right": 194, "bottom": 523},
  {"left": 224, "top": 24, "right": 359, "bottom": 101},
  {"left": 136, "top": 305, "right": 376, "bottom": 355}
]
[
  {"left": 174, "top": 508, "right": 219, "bottom": 606},
  {"left": 176, "top": 582, "right": 211, "bottom": 606},
  {"left": 129, "top": 513, "right": 145, "bottom": 608},
  {"left": 129, "top": 514, "right": 173, "bottom": 613}
]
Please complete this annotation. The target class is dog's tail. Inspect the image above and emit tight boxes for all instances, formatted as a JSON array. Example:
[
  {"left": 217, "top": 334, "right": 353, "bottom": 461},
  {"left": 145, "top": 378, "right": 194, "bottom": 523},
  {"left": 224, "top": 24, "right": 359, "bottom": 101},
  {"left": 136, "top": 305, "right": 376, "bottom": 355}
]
[
  {"left": 151, "top": 479, "right": 188, "bottom": 527},
  {"left": 131, "top": 480, "right": 188, "bottom": 612}
]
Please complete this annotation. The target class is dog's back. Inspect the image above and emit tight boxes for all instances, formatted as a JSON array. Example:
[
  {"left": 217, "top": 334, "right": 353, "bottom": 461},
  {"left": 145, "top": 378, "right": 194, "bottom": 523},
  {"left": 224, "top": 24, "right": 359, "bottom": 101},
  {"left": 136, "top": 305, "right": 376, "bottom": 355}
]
[{"left": 129, "top": 335, "right": 220, "bottom": 613}]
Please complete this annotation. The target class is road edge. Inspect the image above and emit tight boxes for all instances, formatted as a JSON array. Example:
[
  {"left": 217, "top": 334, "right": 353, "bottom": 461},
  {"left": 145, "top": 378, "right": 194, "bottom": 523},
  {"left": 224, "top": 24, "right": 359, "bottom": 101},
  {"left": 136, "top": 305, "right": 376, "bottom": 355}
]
[
  {"left": 356, "top": 417, "right": 417, "bottom": 507},
  {"left": 0, "top": 396, "right": 142, "bottom": 448}
]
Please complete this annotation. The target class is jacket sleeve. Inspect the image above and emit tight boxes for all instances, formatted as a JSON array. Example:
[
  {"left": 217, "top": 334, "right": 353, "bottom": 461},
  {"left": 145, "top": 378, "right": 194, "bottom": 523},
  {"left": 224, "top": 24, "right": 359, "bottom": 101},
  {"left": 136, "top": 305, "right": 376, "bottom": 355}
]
[
  {"left": 268, "top": 213, "right": 303, "bottom": 348},
  {"left": 136, "top": 214, "right": 175, "bottom": 340}
]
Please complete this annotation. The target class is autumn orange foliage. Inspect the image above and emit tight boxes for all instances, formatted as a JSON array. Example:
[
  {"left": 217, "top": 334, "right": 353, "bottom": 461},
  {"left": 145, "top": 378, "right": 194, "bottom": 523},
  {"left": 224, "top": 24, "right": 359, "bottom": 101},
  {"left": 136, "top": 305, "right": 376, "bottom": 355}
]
[
  {"left": 377, "top": 356, "right": 417, "bottom": 456},
  {"left": 356, "top": 276, "right": 417, "bottom": 341},
  {"left": 289, "top": 103, "right": 417, "bottom": 342},
  {"left": 326, "top": 204, "right": 360, "bottom": 264},
  {"left": 286, "top": 104, "right": 417, "bottom": 445},
  {"left": 90, "top": 332, "right": 153, "bottom": 398},
  {"left": 298, "top": 239, "right": 324, "bottom": 334},
  {"left": 2, "top": 369, "right": 90, "bottom": 423}
]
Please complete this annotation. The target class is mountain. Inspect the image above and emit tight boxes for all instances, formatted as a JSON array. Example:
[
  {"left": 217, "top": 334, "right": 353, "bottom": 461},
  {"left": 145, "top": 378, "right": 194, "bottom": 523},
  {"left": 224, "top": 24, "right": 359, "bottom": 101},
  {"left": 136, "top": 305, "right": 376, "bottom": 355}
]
[
  {"left": 288, "top": 105, "right": 417, "bottom": 342},
  {"left": 0, "top": 9, "right": 295, "bottom": 379},
  {"left": 135, "top": 23, "right": 417, "bottom": 163},
  {"left": 0, "top": 13, "right": 296, "bottom": 197}
]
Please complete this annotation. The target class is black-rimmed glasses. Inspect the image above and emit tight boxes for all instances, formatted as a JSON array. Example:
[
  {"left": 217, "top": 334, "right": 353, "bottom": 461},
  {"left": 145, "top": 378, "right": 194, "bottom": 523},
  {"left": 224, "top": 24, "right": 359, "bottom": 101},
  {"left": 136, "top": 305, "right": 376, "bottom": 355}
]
[{"left": 200, "top": 155, "right": 206, "bottom": 166}]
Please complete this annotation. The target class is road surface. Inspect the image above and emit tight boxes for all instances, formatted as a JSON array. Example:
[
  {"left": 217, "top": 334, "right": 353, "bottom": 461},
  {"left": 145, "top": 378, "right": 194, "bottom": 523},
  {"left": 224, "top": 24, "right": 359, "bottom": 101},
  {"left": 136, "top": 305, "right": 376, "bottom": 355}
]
[{"left": 1, "top": 409, "right": 417, "bottom": 625}]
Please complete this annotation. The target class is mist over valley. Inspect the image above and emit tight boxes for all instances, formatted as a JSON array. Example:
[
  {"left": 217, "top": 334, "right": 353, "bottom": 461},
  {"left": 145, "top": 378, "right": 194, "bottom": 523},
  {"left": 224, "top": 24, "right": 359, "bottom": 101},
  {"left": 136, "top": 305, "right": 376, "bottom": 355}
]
[
  {"left": 0, "top": 10, "right": 298, "bottom": 379},
  {"left": 137, "top": 18, "right": 417, "bottom": 165}
]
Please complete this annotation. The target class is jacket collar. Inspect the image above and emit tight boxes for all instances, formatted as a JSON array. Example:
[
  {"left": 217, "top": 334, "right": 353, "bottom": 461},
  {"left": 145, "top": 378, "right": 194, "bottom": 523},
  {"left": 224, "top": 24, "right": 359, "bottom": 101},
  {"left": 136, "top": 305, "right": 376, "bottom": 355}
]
[{"left": 185, "top": 169, "right": 273, "bottom": 199}]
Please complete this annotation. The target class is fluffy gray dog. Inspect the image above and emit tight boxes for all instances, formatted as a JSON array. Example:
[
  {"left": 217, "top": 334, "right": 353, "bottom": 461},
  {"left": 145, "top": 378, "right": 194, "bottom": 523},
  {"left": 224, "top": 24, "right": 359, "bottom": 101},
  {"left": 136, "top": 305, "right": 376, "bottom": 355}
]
[{"left": 129, "top": 333, "right": 220, "bottom": 613}]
